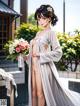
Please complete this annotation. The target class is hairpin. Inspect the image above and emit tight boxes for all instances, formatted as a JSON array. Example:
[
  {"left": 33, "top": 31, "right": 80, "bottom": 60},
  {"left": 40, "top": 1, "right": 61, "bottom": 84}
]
[{"left": 47, "top": 7, "right": 52, "bottom": 12}]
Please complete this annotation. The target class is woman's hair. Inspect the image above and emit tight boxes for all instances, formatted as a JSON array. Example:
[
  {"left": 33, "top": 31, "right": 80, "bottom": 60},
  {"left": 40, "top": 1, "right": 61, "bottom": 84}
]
[{"left": 34, "top": 4, "right": 58, "bottom": 26}]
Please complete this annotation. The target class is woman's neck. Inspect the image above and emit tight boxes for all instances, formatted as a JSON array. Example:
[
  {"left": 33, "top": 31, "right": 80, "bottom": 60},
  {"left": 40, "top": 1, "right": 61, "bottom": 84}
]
[{"left": 42, "top": 24, "right": 51, "bottom": 31}]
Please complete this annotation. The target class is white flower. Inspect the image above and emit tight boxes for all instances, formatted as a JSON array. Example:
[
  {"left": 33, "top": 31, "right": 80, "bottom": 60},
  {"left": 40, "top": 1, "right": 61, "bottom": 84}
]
[
  {"left": 19, "top": 38, "right": 25, "bottom": 42},
  {"left": 47, "top": 7, "right": 52, "bottom": 12},
  {"left": 9, "top": 44, "right": 15, "bottom": 54},
  {"left": 7, "top": 38, "right": 29, "bottom": 55},
  {"left": 13, "top": 39, "right": 19, "bottom": 47}
]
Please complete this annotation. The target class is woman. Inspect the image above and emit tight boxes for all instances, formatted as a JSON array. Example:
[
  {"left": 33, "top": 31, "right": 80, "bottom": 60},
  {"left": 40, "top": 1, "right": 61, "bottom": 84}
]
[{"left": 26, "top": 4, "right": 80, "bottom": 106}]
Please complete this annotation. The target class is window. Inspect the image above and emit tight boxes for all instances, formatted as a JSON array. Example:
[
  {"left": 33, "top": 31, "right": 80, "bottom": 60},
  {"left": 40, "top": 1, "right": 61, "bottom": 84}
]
[{"left": 0, "top": 15, "right": 9, "bottom": 56}]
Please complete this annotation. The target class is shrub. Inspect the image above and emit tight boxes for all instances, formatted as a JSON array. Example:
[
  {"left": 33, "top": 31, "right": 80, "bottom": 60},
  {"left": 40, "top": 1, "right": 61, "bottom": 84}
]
[
  {"left": 57, "top": 32, "right": 80, "bottom": 72},
  {"left": 15, "top": 23, "right": 40, "bottom": 42}
]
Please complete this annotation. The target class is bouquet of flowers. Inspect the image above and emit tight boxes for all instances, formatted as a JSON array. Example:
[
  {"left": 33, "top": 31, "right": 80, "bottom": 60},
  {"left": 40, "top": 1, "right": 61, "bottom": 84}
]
[{"left": 4, "top": 38, "right": 30, "bottom": 70}]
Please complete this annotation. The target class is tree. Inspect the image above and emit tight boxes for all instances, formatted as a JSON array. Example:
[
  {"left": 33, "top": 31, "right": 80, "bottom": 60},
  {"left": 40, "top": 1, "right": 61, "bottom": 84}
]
[{"left": 28, "top": 14, "right": 37, "bottom": 25}]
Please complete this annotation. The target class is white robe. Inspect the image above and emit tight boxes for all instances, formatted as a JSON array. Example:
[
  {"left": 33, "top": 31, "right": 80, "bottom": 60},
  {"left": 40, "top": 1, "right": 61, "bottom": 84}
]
[{"left": 27, "top": 29, "right": 80, "bottom": 106}]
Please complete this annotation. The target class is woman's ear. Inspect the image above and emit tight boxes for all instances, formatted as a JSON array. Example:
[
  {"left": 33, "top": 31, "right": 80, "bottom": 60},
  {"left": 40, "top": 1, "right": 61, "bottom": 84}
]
[{"left": 49, "top": 17, "right": 51, "bottom": 22}]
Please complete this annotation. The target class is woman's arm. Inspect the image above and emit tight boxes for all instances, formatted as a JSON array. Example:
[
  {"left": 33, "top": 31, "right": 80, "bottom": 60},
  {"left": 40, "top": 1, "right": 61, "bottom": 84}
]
[{"left": 39, "top": 31, "right": 62, "bottom": 64}]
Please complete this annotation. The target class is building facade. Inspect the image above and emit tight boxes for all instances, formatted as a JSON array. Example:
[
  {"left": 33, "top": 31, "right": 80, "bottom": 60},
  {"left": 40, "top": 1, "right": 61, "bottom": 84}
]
[
  {"left": 0, "top": 0, "right": 20, "bottom": 57},
  {"left": 0, "top": 0, "right": 28, "bottom": 105}
]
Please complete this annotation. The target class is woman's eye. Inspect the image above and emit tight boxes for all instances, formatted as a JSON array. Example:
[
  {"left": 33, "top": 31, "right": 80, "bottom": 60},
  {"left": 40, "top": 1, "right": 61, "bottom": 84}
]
[{"left": 42, "top": 17, "right": 46, "bottom": 20}]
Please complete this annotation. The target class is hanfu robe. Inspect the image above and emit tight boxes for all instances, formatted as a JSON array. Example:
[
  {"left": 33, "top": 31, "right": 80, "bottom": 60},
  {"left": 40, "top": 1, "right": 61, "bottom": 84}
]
[{"left": 27, "top": 29, "right": 80, "bottom": 106}]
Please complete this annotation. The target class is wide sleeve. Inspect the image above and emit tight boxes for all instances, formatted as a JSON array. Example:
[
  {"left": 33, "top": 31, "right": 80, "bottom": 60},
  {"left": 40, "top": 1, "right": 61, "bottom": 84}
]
[{"left": 39, "top": 31, "right": 63, "bottom": 64}]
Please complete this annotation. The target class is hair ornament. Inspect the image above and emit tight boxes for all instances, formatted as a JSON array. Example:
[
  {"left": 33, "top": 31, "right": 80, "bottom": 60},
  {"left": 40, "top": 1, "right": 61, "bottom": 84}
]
[{"left": 47, "top": 7, "right": 52, "bottom": 12}]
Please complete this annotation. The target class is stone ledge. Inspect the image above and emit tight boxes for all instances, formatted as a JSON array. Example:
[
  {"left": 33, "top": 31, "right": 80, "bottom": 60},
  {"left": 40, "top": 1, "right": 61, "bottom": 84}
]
[{"left": 59, "top": 71, "right": 80, "bottom": 79}]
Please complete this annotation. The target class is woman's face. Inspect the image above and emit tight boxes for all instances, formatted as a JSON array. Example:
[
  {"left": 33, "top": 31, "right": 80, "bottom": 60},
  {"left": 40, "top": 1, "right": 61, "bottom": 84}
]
[{"left": 37, "top": 15, "right": 51, "bottom": 28}]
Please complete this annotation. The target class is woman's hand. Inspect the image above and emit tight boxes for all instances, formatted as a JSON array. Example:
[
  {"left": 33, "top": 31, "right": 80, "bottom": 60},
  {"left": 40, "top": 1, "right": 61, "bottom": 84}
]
[{"left": 23, "top": 54, "right": 29, "bottom": 61}]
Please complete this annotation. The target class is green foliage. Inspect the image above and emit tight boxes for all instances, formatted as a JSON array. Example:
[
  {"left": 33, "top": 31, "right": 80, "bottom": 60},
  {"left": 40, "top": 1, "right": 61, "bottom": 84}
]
[
  {"left": 57, "top": 32, "right": 80, "bottom": 72},
  {"left": 28, "top": 14, "right": 37, "bottom": 25},
  {"left": 4, "top": 40, "right": 17, "bottom": 61},
  {"left": 15, "top": 23, "right": 40, "bottom": 42}
]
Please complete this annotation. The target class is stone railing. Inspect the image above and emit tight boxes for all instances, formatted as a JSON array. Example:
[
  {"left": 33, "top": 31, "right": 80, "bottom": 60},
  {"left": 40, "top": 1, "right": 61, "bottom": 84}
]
[
  {"left": 59, "top": 71, "right": 80, "bottom": 79},
  {"left": 58, "top": 71, "right": 80, "bottom": 93}
]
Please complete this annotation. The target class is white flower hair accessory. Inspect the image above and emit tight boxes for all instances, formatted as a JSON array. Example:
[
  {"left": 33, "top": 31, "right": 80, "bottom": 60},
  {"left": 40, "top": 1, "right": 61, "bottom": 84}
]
[{"left": 47, "top": 7, "right": 52, "bottom": 12}]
